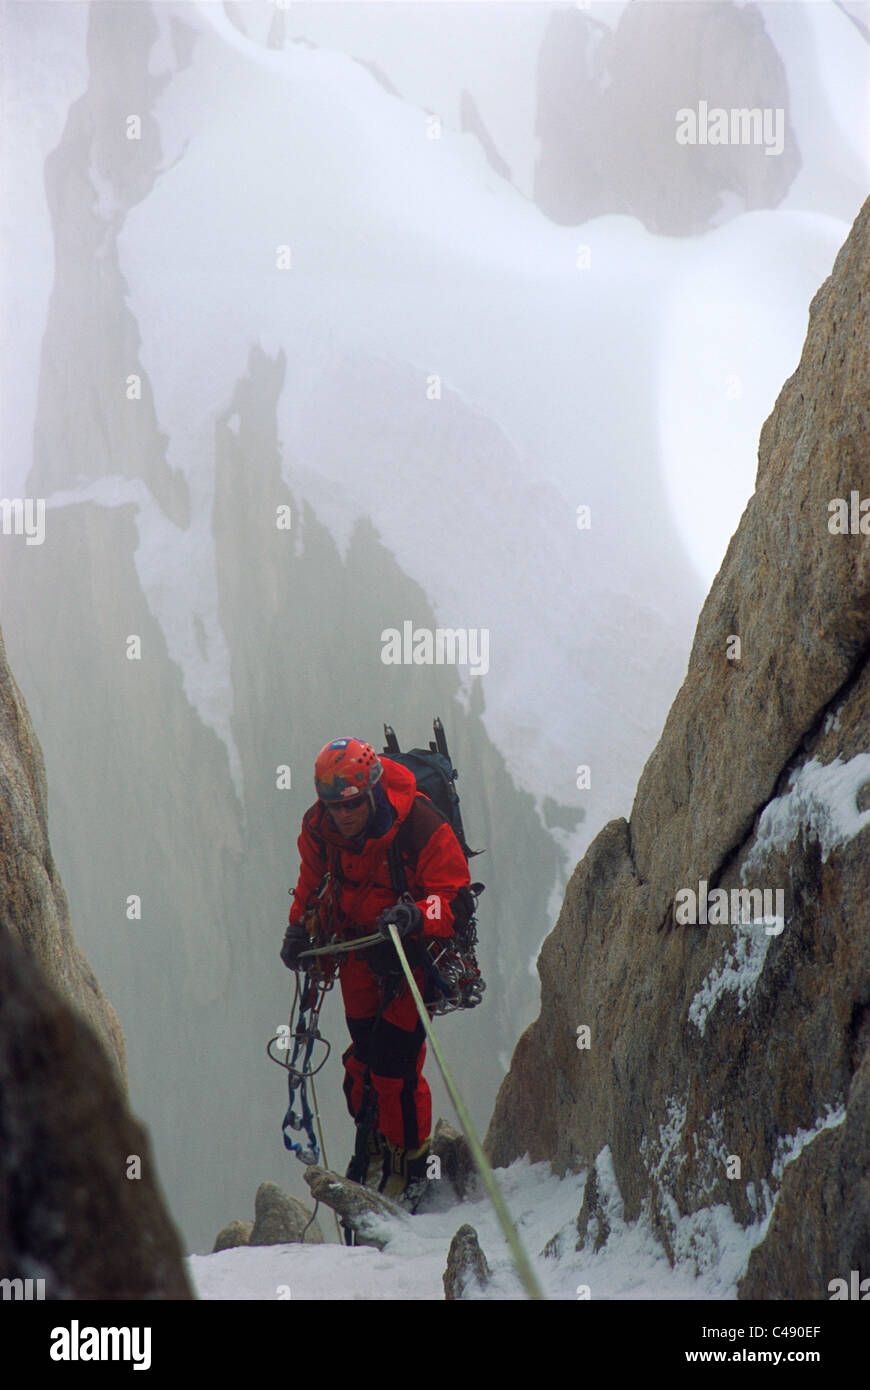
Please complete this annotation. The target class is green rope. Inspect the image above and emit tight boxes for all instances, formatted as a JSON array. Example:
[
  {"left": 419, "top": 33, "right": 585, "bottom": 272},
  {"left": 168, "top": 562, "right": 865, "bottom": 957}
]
[
  {"left": 386, "top": 924, "right": 546, "bottom": 1301},
  {"left": 309, "top": 1070, "right": 343, "bottom": 1243}
]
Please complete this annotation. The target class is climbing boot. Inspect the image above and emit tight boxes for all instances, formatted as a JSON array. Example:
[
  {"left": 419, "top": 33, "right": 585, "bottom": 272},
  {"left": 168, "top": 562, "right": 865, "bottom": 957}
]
[
  {"left": 363, "top": 1129, "right": 387, "bottom": 1189},
  {"left": 379, "top": 1137, "right": 431, "bottom": 1209},
  {"left": 402, "top": 1139, "right": 432, "bottom": 1213}
]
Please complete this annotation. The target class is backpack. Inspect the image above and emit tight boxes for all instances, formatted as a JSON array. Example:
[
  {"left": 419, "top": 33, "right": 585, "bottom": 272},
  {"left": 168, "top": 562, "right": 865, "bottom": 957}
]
[{"left": 382, "top": 717, "right": 485, "bottom": 1016}]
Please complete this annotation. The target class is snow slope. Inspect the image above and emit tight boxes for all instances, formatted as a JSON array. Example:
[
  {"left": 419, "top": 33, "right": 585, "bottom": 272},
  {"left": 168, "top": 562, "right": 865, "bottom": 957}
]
[{"left": 188, "top": 1102, "right": 847, "bottom": 1302}]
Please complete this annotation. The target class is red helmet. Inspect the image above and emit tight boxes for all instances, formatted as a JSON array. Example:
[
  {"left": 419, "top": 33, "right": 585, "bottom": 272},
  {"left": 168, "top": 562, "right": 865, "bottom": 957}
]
[{"left": 314, "top": 737, "right": 383, "bottom": 802}]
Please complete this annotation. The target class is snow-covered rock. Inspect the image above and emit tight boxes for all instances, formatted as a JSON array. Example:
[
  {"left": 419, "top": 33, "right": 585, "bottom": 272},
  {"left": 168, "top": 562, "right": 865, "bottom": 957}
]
[{"left": 486, "top": 195, "right": 870, "bottom": 1299}]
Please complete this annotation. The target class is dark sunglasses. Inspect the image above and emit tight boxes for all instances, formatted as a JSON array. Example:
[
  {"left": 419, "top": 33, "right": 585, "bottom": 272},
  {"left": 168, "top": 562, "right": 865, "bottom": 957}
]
[{"left": 325, "top": 794, "right": 367, "bottom": 813}]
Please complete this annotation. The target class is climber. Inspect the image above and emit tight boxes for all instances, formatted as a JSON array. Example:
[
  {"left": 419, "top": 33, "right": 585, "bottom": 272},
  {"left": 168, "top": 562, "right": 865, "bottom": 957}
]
[{"left": 280, "top": 736, "right": 471, "bottom": 1205}]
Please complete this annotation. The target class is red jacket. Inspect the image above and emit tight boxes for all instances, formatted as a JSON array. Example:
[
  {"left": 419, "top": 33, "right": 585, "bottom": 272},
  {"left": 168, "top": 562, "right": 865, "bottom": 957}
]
[{"left": 288, "top": 759, "right": 470, "bottom": 940}]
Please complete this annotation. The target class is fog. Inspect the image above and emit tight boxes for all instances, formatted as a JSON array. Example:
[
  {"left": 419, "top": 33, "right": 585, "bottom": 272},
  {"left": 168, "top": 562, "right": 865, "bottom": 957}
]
[{"left": 0, "top": 0, "right": 867, "bottom": 1252}]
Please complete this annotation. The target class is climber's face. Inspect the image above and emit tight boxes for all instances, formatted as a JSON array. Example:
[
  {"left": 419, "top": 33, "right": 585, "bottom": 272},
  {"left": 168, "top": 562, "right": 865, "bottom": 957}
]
[{"left": 327, "top": 794, "right": 370, "bottom": 839}]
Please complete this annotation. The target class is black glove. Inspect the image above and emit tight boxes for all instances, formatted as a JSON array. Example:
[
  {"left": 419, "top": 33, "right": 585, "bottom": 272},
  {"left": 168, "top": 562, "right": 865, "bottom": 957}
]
[
  {"left": 280, "top": 922, "right": 310, "bottom": 970},
  {"left": 380, "top": 902, "right": 423, "bottom": 938},
  {"left": 363, "top": 903, "right": 423, "bottom": 979}
]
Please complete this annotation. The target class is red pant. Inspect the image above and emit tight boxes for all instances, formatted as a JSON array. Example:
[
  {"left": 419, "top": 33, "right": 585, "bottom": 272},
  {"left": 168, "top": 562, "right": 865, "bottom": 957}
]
[{"left": 339, "top": 951, "right": 430, "bottom": 1149}]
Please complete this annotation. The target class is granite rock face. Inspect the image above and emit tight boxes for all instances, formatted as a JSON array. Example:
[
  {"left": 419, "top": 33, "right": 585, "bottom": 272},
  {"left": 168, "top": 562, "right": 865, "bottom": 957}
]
[
  {"left": 0, "top": 926, "right": 193, "bottom": 1298},
  {"left": 0, "top": 625, "right": 126, "bottom": 1082},
  {"left": 740, "top": 1048, "right": 870, "bottom": 1299},
  {"left": 486, "top": 198, "right": 870, "bottom": 1299},
  {"left": 0, "top": 622, "right": 191, "bottom": 1297}
]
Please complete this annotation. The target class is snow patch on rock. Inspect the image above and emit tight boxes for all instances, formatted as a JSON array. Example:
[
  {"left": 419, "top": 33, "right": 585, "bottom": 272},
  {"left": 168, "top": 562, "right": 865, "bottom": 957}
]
[
  {"left": 688, "top": 923, "right": 774, "bottom": 1037},
  {"left": 742, "top": 754, "right": 870, "bottom": 870}
]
